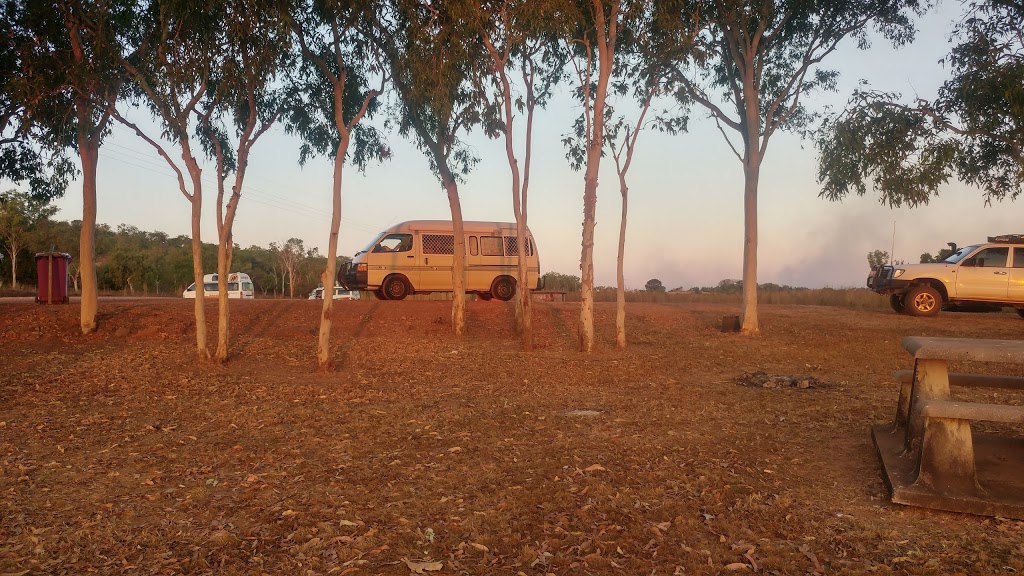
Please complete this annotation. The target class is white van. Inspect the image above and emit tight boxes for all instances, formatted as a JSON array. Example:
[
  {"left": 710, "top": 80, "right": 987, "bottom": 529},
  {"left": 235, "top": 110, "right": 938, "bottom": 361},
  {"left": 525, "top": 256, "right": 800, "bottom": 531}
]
[
  {"left": 339, "top": 220, "right": 541, "bottom": 300},
  {"left": 183, "top": 272, "right": 255, "bottom": 299}
]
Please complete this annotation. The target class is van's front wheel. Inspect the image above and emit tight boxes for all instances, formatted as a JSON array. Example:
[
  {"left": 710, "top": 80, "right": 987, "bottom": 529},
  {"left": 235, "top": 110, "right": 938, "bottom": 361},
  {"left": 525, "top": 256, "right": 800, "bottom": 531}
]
[
  {"left": 491, "top": 276, "right": 516, "bottom": 301},
  {"left": 382, "top": 275, "right": 411, "bottom": 301}
]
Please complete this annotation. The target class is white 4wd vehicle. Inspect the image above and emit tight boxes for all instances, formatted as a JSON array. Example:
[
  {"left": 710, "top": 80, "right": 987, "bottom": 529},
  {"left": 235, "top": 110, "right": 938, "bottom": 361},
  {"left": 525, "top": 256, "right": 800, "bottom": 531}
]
[{"left": 867, "top": 235, "right": 1024, "bottom": 317}]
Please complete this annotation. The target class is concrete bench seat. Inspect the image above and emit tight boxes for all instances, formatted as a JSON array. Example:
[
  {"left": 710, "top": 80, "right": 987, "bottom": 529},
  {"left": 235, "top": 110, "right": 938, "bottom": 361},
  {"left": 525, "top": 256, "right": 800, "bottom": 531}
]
[
  {"left": 893, "top": 369, "right": 1024, "bottom": 389},
  {"left": 922, "top": 400, "right": 1024, "bottom": 423},
  {"left": 903, "top": 336, "right": 1024, "bottom": 364},
  {"left": 914, "top": 400, "right": 1024, "bottom": 496}
]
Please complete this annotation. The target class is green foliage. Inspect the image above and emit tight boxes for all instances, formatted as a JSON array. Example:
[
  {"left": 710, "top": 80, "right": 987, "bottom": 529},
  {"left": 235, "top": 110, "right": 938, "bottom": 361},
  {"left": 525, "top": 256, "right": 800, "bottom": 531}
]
[
  {"left": 919, "top": 243, "right": 957, "bottom": 263},
  {"left": 1, "top": 0, "right": 133, "bottom": 200},
  {"left": 284, "top": 0, "right": 389, "bottom": 170},
  {"left": 7, "top": 1, "right": 132, "bottom": 133},
  {"left": 658, "top": 0, "right": 924, "bottom": 152},
  {"left": 540, "top": 271, "right": 581, "bottom": 291},
  {"left": 867, "top": 249, "right": 889, "bottom": 268},
  {"left": 644, "top": 278, "right": 665, "bottom": 292},
  {"left": 367, "top": 0, "right": 487, "bottom": 184},
  {"left": 818, "top": 2, "right": 1024, "bottom": 206}
]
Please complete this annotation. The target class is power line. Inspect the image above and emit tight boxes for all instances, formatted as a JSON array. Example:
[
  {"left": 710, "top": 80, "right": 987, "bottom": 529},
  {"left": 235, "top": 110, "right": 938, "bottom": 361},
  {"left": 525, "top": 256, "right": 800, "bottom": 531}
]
[{"left": 98, "top": 131, "right": 383, "bottom": 236}]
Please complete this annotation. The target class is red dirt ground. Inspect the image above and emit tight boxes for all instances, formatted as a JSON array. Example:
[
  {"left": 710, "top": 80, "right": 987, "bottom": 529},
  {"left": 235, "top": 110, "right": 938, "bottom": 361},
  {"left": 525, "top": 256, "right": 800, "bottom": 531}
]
[{"left": 1, "top": 298, "right": 1023, "bottom": 575}]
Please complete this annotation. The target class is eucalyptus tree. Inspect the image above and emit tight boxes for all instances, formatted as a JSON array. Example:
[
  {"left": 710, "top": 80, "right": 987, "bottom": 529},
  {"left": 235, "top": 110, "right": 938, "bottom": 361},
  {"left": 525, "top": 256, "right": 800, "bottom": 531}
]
[
  {"left": 656, "top": 0, "right": 925, "bottom": 335},
  {"left": 286, "top": 0, "right": 388, "bottom": 370},
  {"left": 366, "top": 0, "right": 487, "bottom": 336},
  {"left": 565, "top": 2, "right": 689, "bottom": 350},
  {"left": 605, "top": 81, "right": 666, "bottom": 348},
  {"left": 818, "top": 1, "right": 1024, "bottom": 206},
  {"left": 564, "top": 0, "right": 634, "bottom": 353},
  {"left": 112, "top": 0, "right": 227, "bottom": 359},
  {"left": 198, "top": 0, "right": 292, "bottom": 363},
  {"left": 473, "top": 0, "right": 568, "bottom": 351},
  {"left": 6, "top": 0, "right": 132, "bottom": 334}
]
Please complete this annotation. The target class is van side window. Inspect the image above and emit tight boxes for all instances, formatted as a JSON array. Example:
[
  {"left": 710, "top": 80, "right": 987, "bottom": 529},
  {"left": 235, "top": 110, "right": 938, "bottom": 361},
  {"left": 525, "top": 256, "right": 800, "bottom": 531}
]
[
  {"left": 1013, "top": 248, "right": 1024, "bottom": 268},
  {"left": 480, "top": 236, "right": 503, "bottom": 256},
  {"left": 972, "top": 247, "right": 1009, "bottom": 267},
  {"left": 423, "top": 234, "right": 455, "bottom": 254},
  {"left": 502, "top": 236, "right": 535, "bottom": 256},
  {"left": 469, "top": 236, "right": 479, "bottom": 256}
]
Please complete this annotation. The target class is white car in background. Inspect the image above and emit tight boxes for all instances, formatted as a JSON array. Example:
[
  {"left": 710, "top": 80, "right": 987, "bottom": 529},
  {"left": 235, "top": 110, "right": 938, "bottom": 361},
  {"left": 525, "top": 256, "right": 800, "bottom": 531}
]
[
  {"left": 183, "top": 273, "right": 255, "bottom": 299},
  {"left": 868, "top": 235, "right": 1024, "bottom": 317},
  {"left": 308, "top": 285, "right": 360, "bottom": 300}
]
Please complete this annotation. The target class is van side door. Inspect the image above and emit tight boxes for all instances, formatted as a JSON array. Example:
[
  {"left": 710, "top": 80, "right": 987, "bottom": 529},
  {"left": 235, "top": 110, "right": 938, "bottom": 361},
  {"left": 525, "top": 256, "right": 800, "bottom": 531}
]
[{"left": 418, "top": 232, "right": 456, "bottom": 291}]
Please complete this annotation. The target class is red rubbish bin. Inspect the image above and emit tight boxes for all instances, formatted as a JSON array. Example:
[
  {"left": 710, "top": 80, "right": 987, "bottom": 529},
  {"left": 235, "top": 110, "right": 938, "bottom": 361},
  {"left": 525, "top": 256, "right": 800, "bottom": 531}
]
[{"left": 35, "top": 252, "right": 71, "bottom": 304}]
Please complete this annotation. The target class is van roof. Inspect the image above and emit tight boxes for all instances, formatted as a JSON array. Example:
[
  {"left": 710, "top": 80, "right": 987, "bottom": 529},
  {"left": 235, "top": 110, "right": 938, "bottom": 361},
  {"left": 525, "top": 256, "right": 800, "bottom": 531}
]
[{"left": 385, "top": 220, "right": 532, "bottom": 234}]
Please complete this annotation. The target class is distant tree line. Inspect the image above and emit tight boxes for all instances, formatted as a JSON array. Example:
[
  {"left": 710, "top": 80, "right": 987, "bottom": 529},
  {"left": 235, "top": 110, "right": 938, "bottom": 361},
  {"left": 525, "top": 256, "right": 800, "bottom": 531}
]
[{"left": 0, "top": 193, "right": 345, "bottom": 298}]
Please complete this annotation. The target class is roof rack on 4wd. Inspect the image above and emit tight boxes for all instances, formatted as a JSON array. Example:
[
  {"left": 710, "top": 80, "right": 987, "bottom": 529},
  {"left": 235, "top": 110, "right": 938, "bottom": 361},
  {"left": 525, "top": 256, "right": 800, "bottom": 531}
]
[{"left": 987, "top": 234, "right": 1024, "bottom": 243}]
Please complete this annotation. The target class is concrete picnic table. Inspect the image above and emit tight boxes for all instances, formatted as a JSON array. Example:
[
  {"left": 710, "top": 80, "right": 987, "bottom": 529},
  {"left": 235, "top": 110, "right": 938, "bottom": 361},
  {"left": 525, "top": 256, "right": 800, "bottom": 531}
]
[{"left": 872, "top": 336, "right": 1024, "bottom": 518}]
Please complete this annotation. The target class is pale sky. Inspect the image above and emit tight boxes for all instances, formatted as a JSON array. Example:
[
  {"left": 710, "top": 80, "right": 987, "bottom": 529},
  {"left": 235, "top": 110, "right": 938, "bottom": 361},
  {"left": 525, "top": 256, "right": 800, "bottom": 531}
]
[{"left": 40, "top": 3, "right": 1024, "bottom": 290}]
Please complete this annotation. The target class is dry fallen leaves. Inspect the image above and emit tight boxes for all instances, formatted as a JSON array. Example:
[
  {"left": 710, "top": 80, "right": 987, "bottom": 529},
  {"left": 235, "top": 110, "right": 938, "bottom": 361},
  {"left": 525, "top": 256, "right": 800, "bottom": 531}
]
[{"left": 403, "top": 558, "right": 443, "bottom": 574}]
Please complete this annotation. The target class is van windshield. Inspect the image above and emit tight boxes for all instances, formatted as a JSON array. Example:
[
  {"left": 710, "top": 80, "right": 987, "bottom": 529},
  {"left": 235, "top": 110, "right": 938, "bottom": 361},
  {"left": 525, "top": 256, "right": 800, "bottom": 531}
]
[{"left": 359, "top": 234, "right": 386, "bottom": 255}]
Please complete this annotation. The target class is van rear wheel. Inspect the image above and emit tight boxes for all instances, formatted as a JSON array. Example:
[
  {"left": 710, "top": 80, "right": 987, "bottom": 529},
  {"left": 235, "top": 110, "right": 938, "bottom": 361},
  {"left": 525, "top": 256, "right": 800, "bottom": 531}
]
[
  {"left": 491, "top": 276, "right": 516, "bottom": 301},
  {"left": 383, "top": 275, "right": 410, "bottom": 301}
]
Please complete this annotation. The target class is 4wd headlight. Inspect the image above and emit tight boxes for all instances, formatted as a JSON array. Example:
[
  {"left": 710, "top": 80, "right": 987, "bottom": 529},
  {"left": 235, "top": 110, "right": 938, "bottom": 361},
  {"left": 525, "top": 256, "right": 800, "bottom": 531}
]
[{"left": 892, "top": 268, "right": 906, "bottom": 278}]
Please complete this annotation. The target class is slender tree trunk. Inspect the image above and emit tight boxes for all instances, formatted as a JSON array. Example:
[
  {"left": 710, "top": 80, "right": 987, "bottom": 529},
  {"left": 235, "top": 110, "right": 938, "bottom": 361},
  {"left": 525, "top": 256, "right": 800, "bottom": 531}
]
[
  {"left": 215, "top": 239, "right": 230, "bottom": 362},
  {"left": 317, "top": 133, "right": 348, "bottom": 370},
  {"left": 739, "top": 61, "right": 762, "bottom": 336},
  {"left": 8, "top": 246, "right": 17, "bottom": 289},
  {"left": 516, "top": 95, "right": 535, "bottom": 351},
  {"left": 78, "top": 140, "right": 99, "bottom": 333},
  {"left": 579, "top": 164, "right": 598, "bottom": 352},
  {"left": 484, "top": 37, "right": 534, "bottom": 350},
  {"left": 740, "top": 157, "right": 760, "bottom": 335},
  {"left": 616, "top": 182, "right": 627, "bottom": 349},
  {"left": 578, "top": 7, "right": 615, "bottom": 353},
  {"left": 579, "top": 90, "right": 608, "bottom": 353},
  {"left": 442, "top": 176, "right": 467, "bottom": 336},
  {"left": 187, "top": 167, "right": 209, "bottom": 359}
]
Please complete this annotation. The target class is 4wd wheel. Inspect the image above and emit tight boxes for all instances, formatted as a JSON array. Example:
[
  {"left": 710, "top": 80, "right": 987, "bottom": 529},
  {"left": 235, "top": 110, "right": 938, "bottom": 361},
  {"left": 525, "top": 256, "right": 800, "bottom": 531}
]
[
  {"left": 491, "top": 276, "right": 516, "bottom": 301},
  {"left": 889, "top": 294, "right": 906, "bottom": 314},
  {"left": 906, "top": 284, "right": 942, "bottom": 317},
  {"left": 382, "top": 275, "right": 410, "bottom": 301}
]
